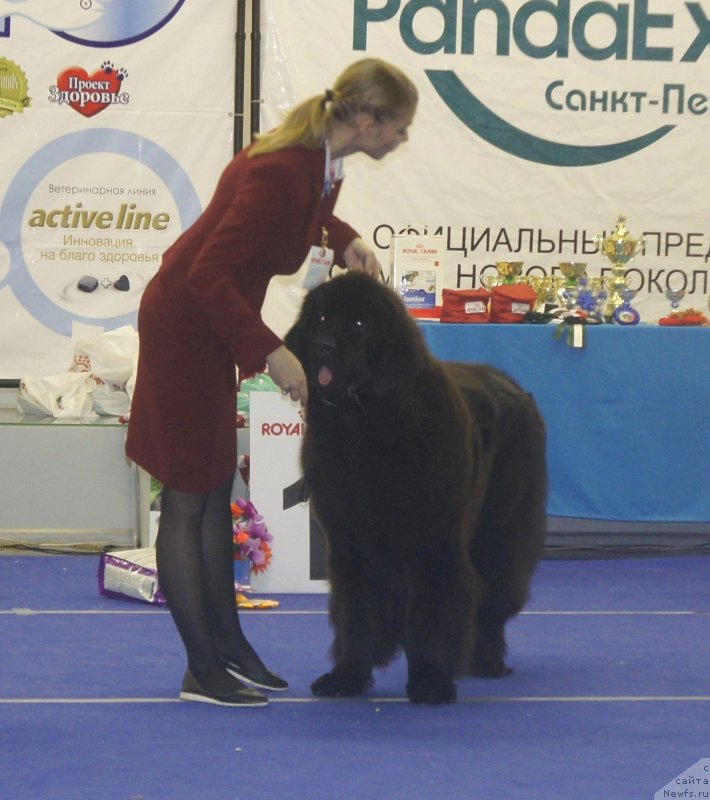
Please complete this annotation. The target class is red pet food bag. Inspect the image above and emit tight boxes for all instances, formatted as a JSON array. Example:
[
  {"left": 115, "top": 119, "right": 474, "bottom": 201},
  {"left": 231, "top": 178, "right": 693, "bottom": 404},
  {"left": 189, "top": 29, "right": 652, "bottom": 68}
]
[
  {"left": 440, "top": 288, "right": 491, "bottom": 323},
  {"left": 490, "top": 284, "right": 537, "bottom": 323}
]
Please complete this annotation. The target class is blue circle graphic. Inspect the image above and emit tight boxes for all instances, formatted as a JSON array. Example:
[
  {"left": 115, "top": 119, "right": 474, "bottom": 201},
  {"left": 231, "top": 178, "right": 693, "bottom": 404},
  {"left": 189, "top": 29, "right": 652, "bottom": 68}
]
[
  {"left": 0, "top": 128, "right": 201, "bottom": 335},
  {"left": 52, "top": 0, "right": 185, "bottom": 48}
]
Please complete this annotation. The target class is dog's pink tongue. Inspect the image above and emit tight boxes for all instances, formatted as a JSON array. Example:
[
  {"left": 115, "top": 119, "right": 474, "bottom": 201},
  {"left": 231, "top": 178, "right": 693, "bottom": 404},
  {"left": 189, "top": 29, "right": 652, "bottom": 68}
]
[{"left": 318, "top": 366, "right": 333, "bottom": 386}]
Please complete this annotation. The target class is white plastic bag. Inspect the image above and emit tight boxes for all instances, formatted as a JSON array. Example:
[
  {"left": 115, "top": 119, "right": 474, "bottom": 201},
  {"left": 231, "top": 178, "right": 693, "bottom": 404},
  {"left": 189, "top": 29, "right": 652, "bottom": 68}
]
[
  {"left": 72, "top": 323, "right": 138, "bottom": 384},
  {"left": 71, "top": 323, "right": 138, "bottom": 415},
  {"left": 17, "top": 372, "right": 96, "bottom": 418},
  {"left": 91, "top": 381, "right": 132, "bottom": 416}
]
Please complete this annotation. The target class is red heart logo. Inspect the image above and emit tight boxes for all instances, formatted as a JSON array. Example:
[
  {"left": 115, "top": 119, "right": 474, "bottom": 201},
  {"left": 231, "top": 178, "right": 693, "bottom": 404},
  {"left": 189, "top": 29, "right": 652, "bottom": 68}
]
[{"left": 56, "top": 67, "right": 122, "bottom": 118}]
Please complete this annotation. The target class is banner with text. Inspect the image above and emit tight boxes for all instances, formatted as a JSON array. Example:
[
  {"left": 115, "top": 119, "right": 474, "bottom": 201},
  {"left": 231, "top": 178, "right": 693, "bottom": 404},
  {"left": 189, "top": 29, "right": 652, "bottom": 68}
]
[
  {"left": 0, "top": 0, "right": 236, "bottom": 378},
  {"left": 260, "top": 0, "right": 710, "bottom": 330}
]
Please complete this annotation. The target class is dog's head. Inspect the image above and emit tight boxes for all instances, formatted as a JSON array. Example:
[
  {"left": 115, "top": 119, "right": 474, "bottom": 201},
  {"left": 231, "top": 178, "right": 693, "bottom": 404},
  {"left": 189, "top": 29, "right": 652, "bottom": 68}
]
[{"left": 284, "top": 272, "right": 428, "bottom": 408}]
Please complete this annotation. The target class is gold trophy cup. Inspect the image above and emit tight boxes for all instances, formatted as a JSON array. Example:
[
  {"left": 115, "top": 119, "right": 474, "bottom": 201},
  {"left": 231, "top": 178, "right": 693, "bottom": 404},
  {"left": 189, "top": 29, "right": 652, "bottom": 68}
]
[
  {"left": 495, "top": 261, "right": 524, "bottom": 284},
  {"left": 559, "top": 262, "right": 588, "bottom": 283},
  {"left": 594, "top": 215, "right": 645, "bottom": 319}
]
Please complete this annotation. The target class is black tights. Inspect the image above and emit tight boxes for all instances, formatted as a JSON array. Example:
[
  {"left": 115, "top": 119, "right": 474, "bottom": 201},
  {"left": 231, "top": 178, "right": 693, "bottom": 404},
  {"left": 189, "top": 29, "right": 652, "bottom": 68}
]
[{"left": 156, "top": 476, "right": 266, "bottom": 682}]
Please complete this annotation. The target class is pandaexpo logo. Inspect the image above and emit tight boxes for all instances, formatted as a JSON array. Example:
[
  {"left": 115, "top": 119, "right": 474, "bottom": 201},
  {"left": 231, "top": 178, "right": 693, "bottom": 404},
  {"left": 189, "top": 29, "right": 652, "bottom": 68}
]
[{"left": 353, "top": 0, "right": 710, "bottom": 166}]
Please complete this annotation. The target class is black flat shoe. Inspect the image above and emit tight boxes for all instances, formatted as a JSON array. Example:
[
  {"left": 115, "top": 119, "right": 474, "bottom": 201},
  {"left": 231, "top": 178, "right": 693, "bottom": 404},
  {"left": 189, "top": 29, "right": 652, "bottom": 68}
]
[
  {"left": 179, "top": 670, "right": 268, "bottom": 707},
  {"left": 223, "top": 659, "right": 289, "bottom": 692}
]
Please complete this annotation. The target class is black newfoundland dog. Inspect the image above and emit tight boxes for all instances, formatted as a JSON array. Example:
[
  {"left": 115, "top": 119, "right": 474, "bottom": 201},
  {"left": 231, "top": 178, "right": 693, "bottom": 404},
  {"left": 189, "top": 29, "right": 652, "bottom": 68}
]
[{"left": 284, "top": 272, "right": 547, "bottom": 704}]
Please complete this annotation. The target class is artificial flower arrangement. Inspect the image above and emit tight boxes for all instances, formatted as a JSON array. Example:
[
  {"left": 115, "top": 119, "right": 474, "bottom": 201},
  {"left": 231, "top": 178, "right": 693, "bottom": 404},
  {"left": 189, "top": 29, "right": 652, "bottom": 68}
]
[{"left": 231, "top": 498, "right": 273, "bottom": 582}]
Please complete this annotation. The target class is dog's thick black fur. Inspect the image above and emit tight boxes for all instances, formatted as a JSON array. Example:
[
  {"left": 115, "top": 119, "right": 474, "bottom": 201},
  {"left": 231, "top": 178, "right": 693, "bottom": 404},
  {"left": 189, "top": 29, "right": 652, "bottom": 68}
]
[{"left": 285, "top": 272, "right": 547, "bottom": 704}]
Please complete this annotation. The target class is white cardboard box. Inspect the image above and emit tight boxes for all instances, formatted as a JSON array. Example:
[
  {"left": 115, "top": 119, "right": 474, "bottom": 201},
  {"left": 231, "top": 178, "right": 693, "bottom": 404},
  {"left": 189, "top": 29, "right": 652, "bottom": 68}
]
[
  {"left": 388, "top": 234, "right": 446, "bottom": 310},
  {"left": 249, "top": 392, "right": 328, "bottom": 593}
]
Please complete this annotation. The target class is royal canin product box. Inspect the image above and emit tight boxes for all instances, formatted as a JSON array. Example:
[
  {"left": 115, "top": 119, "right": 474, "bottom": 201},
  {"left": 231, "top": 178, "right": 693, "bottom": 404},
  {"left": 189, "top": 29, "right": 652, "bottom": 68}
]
[{"left": 389, "top": 234, "right": 445, "bottom": 318}]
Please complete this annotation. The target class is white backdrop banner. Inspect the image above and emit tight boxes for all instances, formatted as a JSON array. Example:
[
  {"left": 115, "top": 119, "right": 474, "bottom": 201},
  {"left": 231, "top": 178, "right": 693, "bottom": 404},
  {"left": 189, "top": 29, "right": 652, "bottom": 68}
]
[
  {"left": 260, "top": 0, "right": 710, "bottom": 330},
  {"left": 0, "top": 0, "right": 236, "bottom": 378}
]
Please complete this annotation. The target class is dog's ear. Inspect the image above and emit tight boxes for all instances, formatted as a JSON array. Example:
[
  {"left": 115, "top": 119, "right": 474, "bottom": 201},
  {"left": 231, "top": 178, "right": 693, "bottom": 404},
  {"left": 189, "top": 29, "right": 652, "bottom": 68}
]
[
  {"left": 368, "top": 289, "right": 429, "bottom": 394},
  {"left": 283, "top": 322, "right": 302, "bottom": 361},
  {"left": 283, "top": 294, "right": 315, "bottom": 362}
]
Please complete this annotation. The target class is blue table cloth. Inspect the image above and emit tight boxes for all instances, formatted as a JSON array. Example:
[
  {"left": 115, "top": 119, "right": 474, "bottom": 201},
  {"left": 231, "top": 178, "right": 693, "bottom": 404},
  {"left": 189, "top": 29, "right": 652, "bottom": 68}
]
[{"left": 420, "top": 323, "right": 710, "bottom": 523}]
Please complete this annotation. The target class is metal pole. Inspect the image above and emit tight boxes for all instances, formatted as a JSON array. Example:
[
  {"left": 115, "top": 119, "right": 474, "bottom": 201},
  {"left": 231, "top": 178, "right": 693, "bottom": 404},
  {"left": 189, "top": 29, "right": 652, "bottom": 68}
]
[
  {"left": 250, "top": 0, "right": 261, "bottom": 142},
  {"left": 234, "top": 0, "right": 246, "bottom": 153}
]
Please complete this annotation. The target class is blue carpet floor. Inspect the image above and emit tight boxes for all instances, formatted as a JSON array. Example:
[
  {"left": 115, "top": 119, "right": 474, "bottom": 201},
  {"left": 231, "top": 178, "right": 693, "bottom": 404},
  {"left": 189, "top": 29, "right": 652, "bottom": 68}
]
[{"left": 0, "top": 555, "right": 708, "bottom": 800}]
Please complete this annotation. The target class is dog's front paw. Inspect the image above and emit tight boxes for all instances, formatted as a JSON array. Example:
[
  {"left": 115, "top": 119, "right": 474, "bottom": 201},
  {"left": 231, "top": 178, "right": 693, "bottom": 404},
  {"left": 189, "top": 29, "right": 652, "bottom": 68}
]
[
  {"left": 406, "top": 663, "right": 457, "bottom": 705},
  {"left": 471, "top": 651, "right": 513, "bottom": 679},
  {"left": 311, "top": 669, "right": 371, "bottom": 698}
]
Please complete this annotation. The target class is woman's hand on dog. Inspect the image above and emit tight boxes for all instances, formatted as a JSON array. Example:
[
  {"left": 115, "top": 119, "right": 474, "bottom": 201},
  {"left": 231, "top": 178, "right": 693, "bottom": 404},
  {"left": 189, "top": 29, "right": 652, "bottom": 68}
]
[
  {"left": 266, "top": 345, "right": 309, "bottom": 405},
  {"left": 343, "top": 237, "right": 382, "bottom": 278}
]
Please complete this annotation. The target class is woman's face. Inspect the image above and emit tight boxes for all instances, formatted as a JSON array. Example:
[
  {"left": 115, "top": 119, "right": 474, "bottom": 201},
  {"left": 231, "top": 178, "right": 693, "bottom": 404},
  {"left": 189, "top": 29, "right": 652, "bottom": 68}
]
[{"left": 356, "top": 110, "right": 415, "bottom": 160}]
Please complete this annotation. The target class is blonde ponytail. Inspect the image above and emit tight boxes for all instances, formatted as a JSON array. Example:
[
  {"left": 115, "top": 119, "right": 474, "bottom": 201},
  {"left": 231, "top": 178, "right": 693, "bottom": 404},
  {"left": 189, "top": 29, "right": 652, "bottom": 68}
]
[{"left": 249, "top": 58, "right": 417, "bottom": 157}]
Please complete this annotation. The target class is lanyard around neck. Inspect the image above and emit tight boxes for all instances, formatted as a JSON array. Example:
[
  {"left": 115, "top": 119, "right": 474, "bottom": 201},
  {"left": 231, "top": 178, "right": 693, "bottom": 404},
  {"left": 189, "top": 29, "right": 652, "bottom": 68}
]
[
  {"left": 323, "top": 139, "right": 344, "bottom": 197},
  {"left": 324, "top": 139, "right": 334, "bottom": 196}
]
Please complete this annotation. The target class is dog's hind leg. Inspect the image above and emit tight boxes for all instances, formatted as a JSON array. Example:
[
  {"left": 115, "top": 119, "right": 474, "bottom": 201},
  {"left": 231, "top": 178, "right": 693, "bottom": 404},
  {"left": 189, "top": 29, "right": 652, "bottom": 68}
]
[
  {"left": 469, "top": 521, "right": 541, "bottom": 678},
  {"left": 403, "top": 560, "right": 480, "bottom": 704},
  {"left": 470, "top": 414, "right": 547, "bottom": 678},
  {"left": 470, "top": 514, "right": 544, "bottom": 678},
  {"left": 470, "top": 588, "right": 517, "bottom": 678}
]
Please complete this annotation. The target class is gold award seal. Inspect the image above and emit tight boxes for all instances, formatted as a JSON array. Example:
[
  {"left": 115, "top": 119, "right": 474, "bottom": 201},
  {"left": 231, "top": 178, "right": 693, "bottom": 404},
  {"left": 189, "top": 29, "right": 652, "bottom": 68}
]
[{"left": 0, "top": 57, "right": 30, "bottom": 118}]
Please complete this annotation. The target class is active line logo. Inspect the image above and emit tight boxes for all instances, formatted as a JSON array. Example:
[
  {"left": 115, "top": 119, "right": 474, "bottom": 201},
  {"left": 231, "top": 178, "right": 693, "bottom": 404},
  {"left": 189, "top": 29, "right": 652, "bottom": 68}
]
[
  {"left": 353, "top": 0, "right": 710, "bottom": 166},
  {"left": 49, "top": 61, "right": 129, "bottom": 117},
  {"left": 0, "top": 56, "right": 29, "bottom": 118}
]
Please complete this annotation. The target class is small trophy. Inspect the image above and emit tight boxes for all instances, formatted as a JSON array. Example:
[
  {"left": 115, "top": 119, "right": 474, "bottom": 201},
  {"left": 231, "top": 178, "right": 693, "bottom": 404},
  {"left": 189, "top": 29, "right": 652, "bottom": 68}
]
[
  {"left": 557, "top": 262, "right": 587, "bottom": 305},
  {"left": 481, "top": 273, "right": 502, "bottom": 290},
  {"left": 665, "top": 289, "right": 685, "bottom": 313},
  {"left": 495, "top": 261, "right": 524, "bottom": 284},
  {"left": 613, "top": 288, "right": 640, "bottom": 325},
  {"left": 530, "top": 275, "right": 561, "bottom": 311},
  {"left": 529, "top": 276, "right": 545, "bottom": 310},
  {"left": 559, "top": 262, "right": 588, "bottom": 284},
  {"left": 594, "top": 215, "right": 645, "bottom": 320},
  {"left": 561, "top": 275, "right": 607, "bottom": 322}
]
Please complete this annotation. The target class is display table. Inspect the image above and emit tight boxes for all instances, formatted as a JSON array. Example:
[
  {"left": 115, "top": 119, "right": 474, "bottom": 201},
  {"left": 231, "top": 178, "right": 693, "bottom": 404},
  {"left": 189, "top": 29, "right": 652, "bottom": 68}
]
[
  {"left": 0, "top": 408, "right": 140, "bottom": 547},
  {"left": 420, "top": 323, "right": 710, "bottom": 526}
]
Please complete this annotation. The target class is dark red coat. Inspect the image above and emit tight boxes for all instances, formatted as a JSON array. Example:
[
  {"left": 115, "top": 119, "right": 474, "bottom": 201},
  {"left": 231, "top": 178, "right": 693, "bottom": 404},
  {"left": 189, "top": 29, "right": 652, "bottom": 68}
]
[{"left": 125, "top": 144, "right": 358, "bottom": 492}]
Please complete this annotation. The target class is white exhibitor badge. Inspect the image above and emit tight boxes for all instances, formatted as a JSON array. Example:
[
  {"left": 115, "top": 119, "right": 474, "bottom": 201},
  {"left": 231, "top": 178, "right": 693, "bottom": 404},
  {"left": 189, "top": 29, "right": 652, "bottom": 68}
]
[
  {"left": 302, "top": 245, "right": 333, "bottom": 290},
  {"left": 249, "top": 392, "right": 328, "bottom": 593}
]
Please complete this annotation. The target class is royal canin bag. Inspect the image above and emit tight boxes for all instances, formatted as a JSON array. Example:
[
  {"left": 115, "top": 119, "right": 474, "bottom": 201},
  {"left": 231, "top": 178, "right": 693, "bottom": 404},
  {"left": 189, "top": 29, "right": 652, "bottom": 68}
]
[
  {"left": 440, "top": 288, "right": 491, "bottom": 323},
  {"left": 490, "top": 284, "right": 537, "bottom": 323}
]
